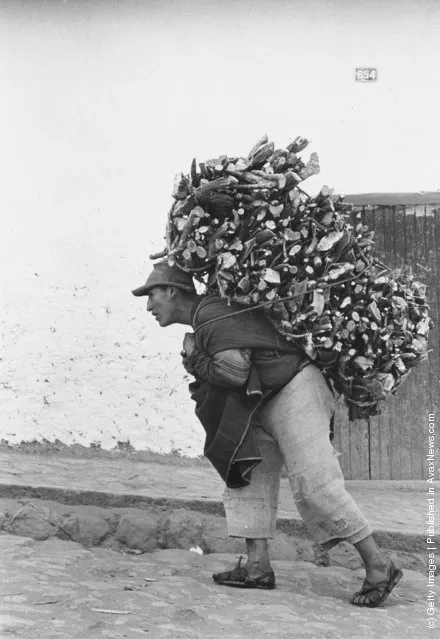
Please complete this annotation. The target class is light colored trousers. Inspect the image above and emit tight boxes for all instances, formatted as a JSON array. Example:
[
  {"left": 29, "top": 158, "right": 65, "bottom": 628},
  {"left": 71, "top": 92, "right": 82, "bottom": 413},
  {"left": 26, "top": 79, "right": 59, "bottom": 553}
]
[{"left": 223, "top": 364, "right": 372, "bottom": 549}]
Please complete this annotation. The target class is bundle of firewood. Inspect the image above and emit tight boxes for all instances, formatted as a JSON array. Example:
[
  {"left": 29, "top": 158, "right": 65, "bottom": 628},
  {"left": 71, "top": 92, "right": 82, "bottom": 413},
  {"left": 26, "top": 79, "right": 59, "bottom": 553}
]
[{"left": 151, "top": 135, "right": 432, "bottom": 420}]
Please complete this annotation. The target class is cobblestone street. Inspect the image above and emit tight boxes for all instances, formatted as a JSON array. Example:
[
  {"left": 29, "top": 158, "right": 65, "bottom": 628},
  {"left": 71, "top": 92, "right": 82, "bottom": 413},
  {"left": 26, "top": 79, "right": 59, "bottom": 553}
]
[{"left": 0, "top": 533, "right": 429, "bottom": 639}]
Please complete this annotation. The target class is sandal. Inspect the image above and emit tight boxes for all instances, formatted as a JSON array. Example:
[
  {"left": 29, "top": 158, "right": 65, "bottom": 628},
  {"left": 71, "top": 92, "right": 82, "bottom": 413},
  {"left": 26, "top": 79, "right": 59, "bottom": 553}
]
[
  {"left": 351, "top": 561, "right": 403, "bottom": 607},
  {"left": 212, "top": 556, "right": 276, "bottom": 590}
]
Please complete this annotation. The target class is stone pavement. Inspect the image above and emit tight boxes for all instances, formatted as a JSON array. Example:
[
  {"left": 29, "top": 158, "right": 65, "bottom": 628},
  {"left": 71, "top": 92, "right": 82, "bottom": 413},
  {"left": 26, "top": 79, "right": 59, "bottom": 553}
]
[
  {"left": 0, "top": 451, "right": 427, "bottom": 533},
  {"left": 0, "top": 451, "right": 429, "bottom": 555},
  {"left": 0, "top": 533, "right": 432, "bottom": 639}
]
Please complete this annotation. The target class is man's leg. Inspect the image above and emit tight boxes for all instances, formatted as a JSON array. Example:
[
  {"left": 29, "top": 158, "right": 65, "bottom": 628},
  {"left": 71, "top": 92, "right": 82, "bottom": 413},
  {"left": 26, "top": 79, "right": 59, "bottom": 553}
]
[
  {"left": 350, "top": 535, "right": 402, "bottom": 606},
  {"left": 354, "top": 535, "right": 390, "bottom": 580},
  {"left": 218, "top": 426, "right": 283, "bottom": 581},
  {"left": 245, "top": 538, "right": 272, "bottom": 578},
  {"left": 260, "top": 364, "right": 401, "bottom": 603}
]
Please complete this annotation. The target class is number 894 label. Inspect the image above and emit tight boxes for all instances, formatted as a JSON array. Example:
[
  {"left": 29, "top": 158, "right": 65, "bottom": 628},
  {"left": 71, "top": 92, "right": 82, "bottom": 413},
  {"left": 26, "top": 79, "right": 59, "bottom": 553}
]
[{"left": 355, "top": 68, "right": 378, "bottom": 82}]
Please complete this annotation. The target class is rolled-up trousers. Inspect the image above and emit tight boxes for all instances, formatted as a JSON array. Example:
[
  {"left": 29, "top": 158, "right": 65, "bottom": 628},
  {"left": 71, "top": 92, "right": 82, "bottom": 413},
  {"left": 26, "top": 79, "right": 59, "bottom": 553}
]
[{"left": 223, "top": 364, "right": 372, "bottom": 549}]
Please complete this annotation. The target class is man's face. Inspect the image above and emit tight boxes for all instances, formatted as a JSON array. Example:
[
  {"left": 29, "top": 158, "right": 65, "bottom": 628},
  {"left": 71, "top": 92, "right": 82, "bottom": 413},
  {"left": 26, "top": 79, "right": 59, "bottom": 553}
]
[{"left": 146, "top": 286, "right": 178, "bottom": 327}]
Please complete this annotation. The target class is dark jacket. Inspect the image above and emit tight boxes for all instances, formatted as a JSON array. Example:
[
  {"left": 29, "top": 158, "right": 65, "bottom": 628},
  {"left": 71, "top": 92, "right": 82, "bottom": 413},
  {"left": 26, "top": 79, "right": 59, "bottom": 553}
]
[
  {"left": 188, "top": 295, "right": 307, "bottom": 488},
  {"left": 189, "top": 367, "right": 266, "bottom": 488}
]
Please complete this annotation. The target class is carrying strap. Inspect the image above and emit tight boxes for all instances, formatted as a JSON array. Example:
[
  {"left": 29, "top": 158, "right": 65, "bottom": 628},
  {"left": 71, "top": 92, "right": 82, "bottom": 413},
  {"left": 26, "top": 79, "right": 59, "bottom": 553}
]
[{"left": 193, "top": 300, "right": 263, "bottom": 333}]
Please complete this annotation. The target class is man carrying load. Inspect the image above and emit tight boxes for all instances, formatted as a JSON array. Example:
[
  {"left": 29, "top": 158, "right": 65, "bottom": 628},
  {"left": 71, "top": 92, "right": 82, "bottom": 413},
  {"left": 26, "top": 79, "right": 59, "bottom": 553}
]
[{"left": 132, "top": 261, "right": 403, "bottom": 607}]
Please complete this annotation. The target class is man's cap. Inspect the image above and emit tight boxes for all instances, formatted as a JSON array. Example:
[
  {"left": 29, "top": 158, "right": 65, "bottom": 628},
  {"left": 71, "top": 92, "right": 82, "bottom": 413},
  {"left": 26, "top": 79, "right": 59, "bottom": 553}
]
[{"left": 131, "top": 261, "right": 196, "bottom": 297}]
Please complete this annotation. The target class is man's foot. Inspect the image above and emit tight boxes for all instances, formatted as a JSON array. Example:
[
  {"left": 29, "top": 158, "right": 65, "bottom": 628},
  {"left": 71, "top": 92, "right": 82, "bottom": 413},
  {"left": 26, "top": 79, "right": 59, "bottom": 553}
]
[
  {"left": 364, "top": 557, "right": 395, "bottom": 586},
  {"left": 245, "top": 559, "right": 273, "bottom": 581},
  {"left": 213, "top": 556, "right": 276, "bottom": 590},
  {"left": 351, "top": 560, "right": 403, "bottom": 607}
]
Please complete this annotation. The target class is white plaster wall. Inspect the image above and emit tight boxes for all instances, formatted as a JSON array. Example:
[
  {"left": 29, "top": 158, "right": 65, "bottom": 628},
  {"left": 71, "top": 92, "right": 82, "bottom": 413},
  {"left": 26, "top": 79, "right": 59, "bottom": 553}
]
[
  {"left": 0, "top": 0, "right": 439, "bottom": 454},
  {"left": 0, "top": 204, "right": 204, "bottom": 454}
]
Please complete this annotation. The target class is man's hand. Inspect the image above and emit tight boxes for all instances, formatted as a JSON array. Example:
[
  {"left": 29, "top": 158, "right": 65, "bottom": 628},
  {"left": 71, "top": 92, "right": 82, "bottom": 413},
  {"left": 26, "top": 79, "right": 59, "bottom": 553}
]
[
  {"left": 182, "top": 332, "right": 196, "bottom": 358},
  {"left": 181, "top": 354, "right": 196, "bottom": 376},
  {"left": 181, "top": 332, "right": 197, "bottom": 377}
]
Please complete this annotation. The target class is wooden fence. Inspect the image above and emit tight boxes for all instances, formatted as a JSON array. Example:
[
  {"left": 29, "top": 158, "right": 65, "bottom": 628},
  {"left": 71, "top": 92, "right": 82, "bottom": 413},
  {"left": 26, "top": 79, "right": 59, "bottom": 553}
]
[{"left": 333, "top": 194, "right": 440, "bottom": 479}]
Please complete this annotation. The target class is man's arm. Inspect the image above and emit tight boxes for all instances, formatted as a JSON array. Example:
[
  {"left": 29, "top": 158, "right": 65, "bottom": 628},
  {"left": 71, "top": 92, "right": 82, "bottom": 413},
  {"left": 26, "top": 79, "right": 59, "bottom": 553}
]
[{"left": 183, "top": 347, "right": 252, "bottom": 388}]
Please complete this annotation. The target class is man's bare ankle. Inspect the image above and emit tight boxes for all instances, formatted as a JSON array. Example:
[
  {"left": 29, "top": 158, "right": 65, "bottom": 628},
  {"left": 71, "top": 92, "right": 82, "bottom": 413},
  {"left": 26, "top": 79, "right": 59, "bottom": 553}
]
[
  {"left": 246, "top": 559, "right": 272, "bottom": 573},
  {"left": 365, "top": 557, "right": 392, "bottom": 574}
]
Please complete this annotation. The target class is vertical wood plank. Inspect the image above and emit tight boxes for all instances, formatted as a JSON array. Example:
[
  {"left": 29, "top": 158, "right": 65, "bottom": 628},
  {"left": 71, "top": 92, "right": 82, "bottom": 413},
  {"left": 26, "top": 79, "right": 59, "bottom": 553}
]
[
  {"left": 369, "top": 205, "right": 390, "bottom": 478},
  {"left": 348, "top": 205, "right": 371, "bottom": 478},
  {"left": 384, "top": 206, "right": 404, "bottom": 478},
  {"left": 389, "top": 205, "right": 413, "bottom": 478},
  {"left": 364, "top": 206, "right": 381, "bottom": 479},
  {"left": 368, "top": 415, "right": 381, "bottom": 479},
  {"left": 425, "top": 205, "right": 440, "bottom": 477},
  {"left": 375, "top": 206, "right": 395, "bottom": 478},
  {"left": 349, "top": 418, "right": 370, "bottom": 479},
  {"left": 401, "top": 205, "right": 417, "bottom": 478},
  {"left": 334, "top": 206, "right": 363, "bottom": 479},
  {"left": 408, "top": 205, "right": 433, "bottom": 478},
  {"left": 426, "top": 205, "right": 440, "bottom": 418},
  {"left": 334, "top": 400, "right": 352, "bottom": 478}
]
